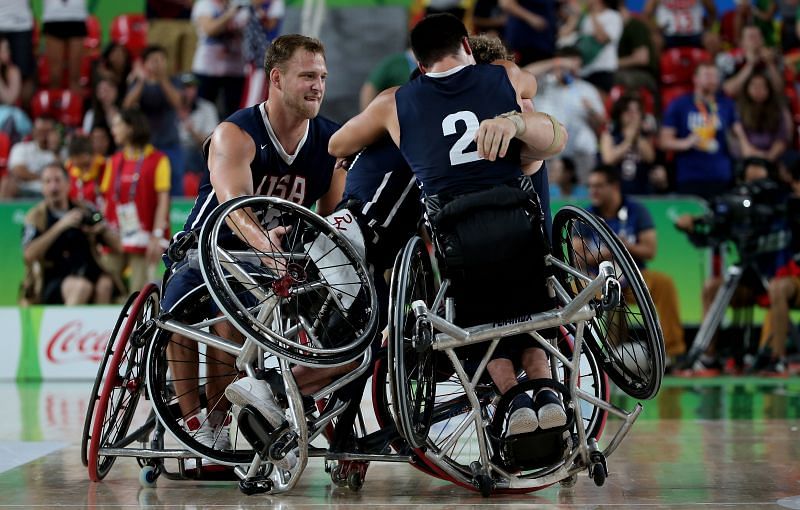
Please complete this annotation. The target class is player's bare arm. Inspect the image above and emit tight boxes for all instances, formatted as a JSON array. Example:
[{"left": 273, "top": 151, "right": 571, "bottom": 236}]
[{"left": 329, "top": 88, "right": 401, "bottom": 158}]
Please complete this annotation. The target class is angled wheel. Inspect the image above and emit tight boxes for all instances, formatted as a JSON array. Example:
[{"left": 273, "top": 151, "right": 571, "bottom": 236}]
[
  {"left": 82, "top": 290, "right": 140, "bottom": 467},
  {"left": 388, "top": 236, "right": 437, "bottom": 449},
  {"left": 551, "top": 205, "right": 665, "bottom": 400},
  {"left": 198, "top": 196, "right": 378, "bottom": 367},
  {"left": 145, "top": 287, "right": 257, "bottom": 465},
  {"left": 87, "top": 283, "right": 159, "bottom": 482}
]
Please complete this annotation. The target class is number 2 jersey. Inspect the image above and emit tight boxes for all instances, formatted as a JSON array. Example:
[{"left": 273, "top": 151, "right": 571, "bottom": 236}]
[
  {"left": 181, "top": 102, "right": 340, "bottom": 234},
  {"left": 395, "top": 63, "right": 522, "bottom": 197}
]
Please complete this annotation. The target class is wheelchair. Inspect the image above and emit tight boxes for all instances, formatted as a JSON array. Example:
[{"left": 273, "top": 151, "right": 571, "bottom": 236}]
[
  {"left": 81, "top": 195, "right": 663, "bottom": 497},
  {"left": 383, "top": 198, "right": 664, "bottom": 495}
]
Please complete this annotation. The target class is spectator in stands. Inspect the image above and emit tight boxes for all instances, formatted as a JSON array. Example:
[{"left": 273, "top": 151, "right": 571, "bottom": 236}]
[
  {"left": 499, "top": 0, "right": 558, "bottom": 65},
  {"left": 615, "top": 1, "right": 658, "bottom": 95},
  {"left": 779, "top": 0, "right": 800, "bottom": 52},
  {"left": 659, "top": 62, "right": 748, "bottom": 200},
  {"left": 66, "top": 135, "right": 105, "bottom": 208},
  {"left": 241, "top": 0, "right": 285, "bottom": 108},
  {"left": 191, "top": 0, "right": 249, "bottom": 119},
  {"left": 587, "top": 165, "right": 686, "bottom": 368},
  {"left": 3, "top": 115, "right": 59, "bottom": 199},
  {"left": 90, "top": 124, "right": 115, "bottom": 158},
  {"left": 177, "top": 72, "right": 218, "bottom": 178},
  {"left": 549, "top": 156, "right": 588, "bottom": 199},
  {"left": 526, "top": 49, "right": 606, "bottom": 182},
  {"left": 473, "top": 0, "right": 507, "bottom": 39},
  {"left": 558, "top": 0, "right": 623, "bottom": 93},
  {"left": 102, "top": 109, "right": 171, "bottom": 295},
  {"left": 359, "top": 48, "right": 417, "bottom": 111},
  {"left": 643, "top": 0, "right": 716, "bottom": 48},
  {"left": 0, "top": 0, "right": 35, "bottom": 106},
  {"left": 41, "top": 0, "right": 88, "bottom": 92},
  {"left": 0, "top": 36, "right": 30, "bottom": 143},
  {"left": 146, "top": 0, "right": 198, "bottom": 75},
  {"left": 124, "top": 45, "right": 184, "bottom": 197},
  {"left": 717, "top": 25, "right": 782, "bottom": 98},
  {"left": 94, "top": 43, "right": 132, "bottom": 101},
  {"left": 753, "top": 163, "right": 800, "bottom": 375},
  {"left": 734, "top": 0, "right": 778, "bottom": 48},
  {"left": 0, "top": 37, "right": 21, "bottom": 106},
  {"left": 82, "top": 77, "right": 120, "bottom": 134},
  {"left": 21, "top": 163, "right": 120, "bottom": 306},
  {"left": 600, "top": 92, "right": 658, "bottom": 195},
  {"left": 737, "top": 72, "right": 791, "bottom": 164}
]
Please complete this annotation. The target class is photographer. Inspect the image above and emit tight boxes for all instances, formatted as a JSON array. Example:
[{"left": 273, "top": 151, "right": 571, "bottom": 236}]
[
  {"left": 675, "top": 158, "right": 793, "bottom": 373},
  {"left": 21, "top": 163, "right": 121, "bottom": 306}
]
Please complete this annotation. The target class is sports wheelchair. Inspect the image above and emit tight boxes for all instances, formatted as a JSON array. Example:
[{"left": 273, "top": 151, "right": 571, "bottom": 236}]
[{"left": 80, "top": 195, "right": 663, "bottom": 497}]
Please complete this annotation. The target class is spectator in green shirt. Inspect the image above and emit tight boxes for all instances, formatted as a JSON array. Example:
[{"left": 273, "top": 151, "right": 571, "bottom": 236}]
[
  {"left": 358, "top": 49, "right": 416, "bottom": 111},
  {"left": 615, "top": 2, "right": 658, "bottom": 95}
]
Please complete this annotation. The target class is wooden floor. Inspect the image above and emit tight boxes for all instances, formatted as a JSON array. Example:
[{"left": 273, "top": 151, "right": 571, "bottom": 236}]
[{"left": 0, "top": 378, "right": 799, "bottom": 509}]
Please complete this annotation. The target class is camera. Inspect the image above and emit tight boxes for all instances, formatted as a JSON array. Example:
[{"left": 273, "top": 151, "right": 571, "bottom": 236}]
[
  {"left": 682, "top": 178, "right": 787, "bottom": 253},
  {"left": 82, "top": 208, "right": 104, "bottom": 227}
]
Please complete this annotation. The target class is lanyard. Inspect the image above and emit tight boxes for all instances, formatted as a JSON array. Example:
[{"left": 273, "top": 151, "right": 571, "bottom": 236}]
[
  {"left": 694, "top": 95, "right": 718, "bottom": 125},
  {"left": 113, "top": 153, "right": 144, "bottom": 203}
]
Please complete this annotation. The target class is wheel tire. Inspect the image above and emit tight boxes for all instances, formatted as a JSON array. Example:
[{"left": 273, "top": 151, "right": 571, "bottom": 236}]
[
  {"left": 81, "top": 290, "right": 140, "bottom": 467},
  {"left": 87, "top": 283, "right": 159, "bottom": 482},
  {"left": 388, "top": 236, "right": 437, "bottom": 449},
  {"left": 198, "top": 195, "right": 378, "bottom": 367},
  {"left": 551, "top": 205, "right": 665, "bottom": 400}
]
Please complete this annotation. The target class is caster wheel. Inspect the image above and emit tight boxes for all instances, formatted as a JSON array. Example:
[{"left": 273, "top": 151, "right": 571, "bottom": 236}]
[
  {"left": 139, "top": 465, "right": 159, "bottom": 488},
  {"left": 475, "top": 474, "right": 493, "bottom": 498},
  {"left": 331, "top": 465, "right": 347, "bottom": 487},
  {"left": 560, "top": 473, "right": 578, "bottom": 488},
  {"left": 347, "top": 471, "right": 363, "bottom": 492}
]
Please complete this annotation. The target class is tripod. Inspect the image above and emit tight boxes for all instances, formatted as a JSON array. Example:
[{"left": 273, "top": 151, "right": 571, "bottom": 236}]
[{"left": 683, "top": 251, "right": 769, "bottom": 370}]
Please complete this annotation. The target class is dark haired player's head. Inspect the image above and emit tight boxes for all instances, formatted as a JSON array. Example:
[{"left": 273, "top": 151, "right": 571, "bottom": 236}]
[{"left": 410, "top": 14, "right": 469, "bottom": 69}]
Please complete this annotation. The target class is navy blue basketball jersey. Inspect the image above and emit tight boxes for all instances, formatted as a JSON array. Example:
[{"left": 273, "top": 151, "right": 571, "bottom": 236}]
[
  {"left": 395, "top": 64, "right": 522, "bottom": 196},
  {"left": 342, "top": 136, "right": 419, "bottom": 230},
  {"left": 182, "top": 103, "right": 340, "bottom": 232}
]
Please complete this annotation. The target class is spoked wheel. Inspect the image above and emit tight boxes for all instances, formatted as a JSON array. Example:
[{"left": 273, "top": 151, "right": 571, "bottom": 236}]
[
  {"left": 551, "top": 205, "right": 665, "bottom": 400},
  {"left": 82, "top": 290, "right": 140, "bottom": 467},
  {"left": 388, "top": 236, "right": 437, "bottom": 449},
  {"left": 198, "top": 196, "right": 378, "bottom": 367},
  {"left": 415, "top": 336, "right": 609, "bottom": 494},
  {"left": 87, "top": 283, "right": 159, "bottom": 482},
  {"left": 145, "top": 294, "right": 257, "bottom": 465}
]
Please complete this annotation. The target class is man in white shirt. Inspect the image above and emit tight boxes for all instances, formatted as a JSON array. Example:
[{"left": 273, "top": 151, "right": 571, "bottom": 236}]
[
  {"left": 526, "top": 49, "right": 606, "bottom": 183},
  {"left": 3, "top": 115, "right": 58, "bottom": 198}
]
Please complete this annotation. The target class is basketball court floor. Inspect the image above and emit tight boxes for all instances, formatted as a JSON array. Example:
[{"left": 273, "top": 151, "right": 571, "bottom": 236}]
[{"left": 0, "top": 378, "right": 798, "bottom": 509}]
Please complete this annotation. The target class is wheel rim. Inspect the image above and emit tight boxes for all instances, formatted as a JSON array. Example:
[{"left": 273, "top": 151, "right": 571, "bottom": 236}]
[
  {"left": 198, "top": 196, "right": 378, "bottom": 367},
  {"left": 551, "top": 206, "right": 664, "bottom": 400},
  {"left": 87, "top": 284, "right": 158, "bottom": 481}
]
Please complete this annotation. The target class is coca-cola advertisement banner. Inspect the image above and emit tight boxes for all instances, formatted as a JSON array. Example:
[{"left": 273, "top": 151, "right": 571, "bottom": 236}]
[{"left": 37, "top": 307, "right": 121, "bottom": 380}]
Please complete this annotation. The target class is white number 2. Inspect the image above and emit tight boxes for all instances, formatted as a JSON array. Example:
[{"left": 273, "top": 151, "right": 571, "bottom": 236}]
[{"left": 442, "top": 110, "right": 482, "bottom": 166}]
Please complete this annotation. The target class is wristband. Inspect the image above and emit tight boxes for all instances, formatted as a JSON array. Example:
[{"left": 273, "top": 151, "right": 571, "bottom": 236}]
[
  {"left": 152, "top": 228, "right": 165, "bottom": 238},
  {"left": 496, "top": 110, "right": 527, "bottom": 137},
  {"left": 540, "top": 112, "right": 563, "bottom": 153}
]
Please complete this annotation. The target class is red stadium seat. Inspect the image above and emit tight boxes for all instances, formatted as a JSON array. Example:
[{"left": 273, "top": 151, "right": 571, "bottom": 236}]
[
  {"left": 31, "top": 89, "right": 85, "bottom": 127},
  {"left": 607, "top": 85, "right": 656, "bottom": 115},
  {"left": 37, "top": 55, "right": 51, "bottom": 89},
  {"left": 111, "top": 14, "right": 148, "bottom": 58},
  {"left": 660, "top": 47, "right": 711, "bottom": 87},
  {"left": 660, "top": 85, "right": 693, "bottom": 113},
  {"left": 0, "top": 132, "right": 11, "bottom": 177},
  {"left": 84, "top": 15, "right": 102, "bottom": 53},
  {"left": 719, "top": 9, "right": 738, "bottom": 48}
]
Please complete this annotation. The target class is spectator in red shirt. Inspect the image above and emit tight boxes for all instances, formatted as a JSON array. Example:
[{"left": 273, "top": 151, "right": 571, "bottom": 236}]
[{"left": 101, "top": 109, "right": 171, "bottom": 294}]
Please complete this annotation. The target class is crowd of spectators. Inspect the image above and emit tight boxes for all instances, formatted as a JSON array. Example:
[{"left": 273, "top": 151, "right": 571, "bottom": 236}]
[{"left": 2, "top": 0, "right": 799, "bottom": 374}]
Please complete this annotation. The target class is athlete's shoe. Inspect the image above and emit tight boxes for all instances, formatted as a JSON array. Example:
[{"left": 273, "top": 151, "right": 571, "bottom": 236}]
[
  {"left": 225, "top": 376, "right": 285, "bottom": 429},
  {"left": 505, "top": 393, "right": 538, "bottom": 436},
  {"left": 184, "top": 411, "right": 230, "bottom": 450},
  {"left": 534, "top": 388, "right": 567, "bottom": 430}
]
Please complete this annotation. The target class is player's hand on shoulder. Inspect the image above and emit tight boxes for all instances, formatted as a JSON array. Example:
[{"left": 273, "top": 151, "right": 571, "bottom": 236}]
[{"left": 475, "top": 117, "right": 517, "bottom": 161}]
